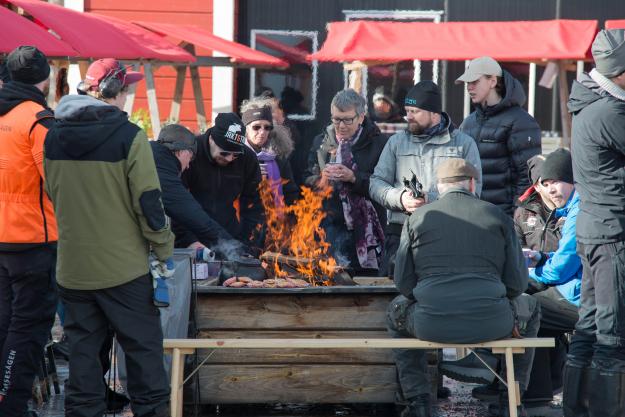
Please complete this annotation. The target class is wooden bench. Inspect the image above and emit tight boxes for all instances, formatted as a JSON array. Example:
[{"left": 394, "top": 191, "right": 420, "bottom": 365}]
[{"left": 163, "top": 337, "right": 554, "bottom": 417}]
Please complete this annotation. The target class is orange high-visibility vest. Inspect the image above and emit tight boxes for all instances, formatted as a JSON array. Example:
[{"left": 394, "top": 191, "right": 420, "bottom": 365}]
[{"left": 0, "top": 100, "right": 57, "bottom": 244}]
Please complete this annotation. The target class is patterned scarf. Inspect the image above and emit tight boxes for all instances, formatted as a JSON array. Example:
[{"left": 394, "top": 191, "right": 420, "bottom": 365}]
[{"left": 336, "top": 131, "right": 384, "bottom": 269}]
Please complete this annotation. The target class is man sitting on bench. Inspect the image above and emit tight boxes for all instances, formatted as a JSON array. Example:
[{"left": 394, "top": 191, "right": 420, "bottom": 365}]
[{"left": 387, "top": 158, "right": 540, "bottom": 417}]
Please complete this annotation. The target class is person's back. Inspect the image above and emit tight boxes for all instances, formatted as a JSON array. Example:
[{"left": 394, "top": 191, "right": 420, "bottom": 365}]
[
  {"left": 45, "top": 95, "right": 172, "bottom": 289},
  {"left": 399, "top": 189, "right": 524, "bottom": 343}
]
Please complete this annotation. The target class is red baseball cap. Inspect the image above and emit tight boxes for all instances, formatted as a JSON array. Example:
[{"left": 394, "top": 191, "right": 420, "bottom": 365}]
[{"left": 83, "top": 58, "right": 144, "bottom": 90}]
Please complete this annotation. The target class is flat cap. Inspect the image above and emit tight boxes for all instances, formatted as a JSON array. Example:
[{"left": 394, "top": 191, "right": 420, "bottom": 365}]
[{"left": 436, "top": 158, "right": 479, "bottom": 183}]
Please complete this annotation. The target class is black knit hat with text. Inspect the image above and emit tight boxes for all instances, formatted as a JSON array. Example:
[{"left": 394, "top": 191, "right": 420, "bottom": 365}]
[
  {"left": 404, "top": 80, "right": 442, "bottom": 113},
  {"left": 541, "top": 148, "right": 573, "bottom": 185}
]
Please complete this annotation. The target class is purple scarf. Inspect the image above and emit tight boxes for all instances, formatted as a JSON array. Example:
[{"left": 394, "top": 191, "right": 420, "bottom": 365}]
[
  {"left": 336, "top": 136, "right": 384, "bottom": 269},
  {"left": 257, "top": 150, "right": 284, "bottom": 210}
]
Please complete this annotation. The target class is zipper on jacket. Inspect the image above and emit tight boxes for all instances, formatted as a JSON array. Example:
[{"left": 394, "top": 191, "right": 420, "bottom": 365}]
[{"left": 39, "top": 178, "right": 49, "bottom": 243}]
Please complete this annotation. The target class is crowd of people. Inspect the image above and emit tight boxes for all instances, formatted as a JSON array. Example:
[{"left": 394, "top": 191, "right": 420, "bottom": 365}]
[{"left": 0, "top": 26, "right": 623, "bottom": 417}]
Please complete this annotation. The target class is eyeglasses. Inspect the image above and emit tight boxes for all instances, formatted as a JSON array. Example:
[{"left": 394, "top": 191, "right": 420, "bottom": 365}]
[
  {"left": 331, "top": 115, "right": 358, "bottom": 126},
  {"left": 219, "top": 151, "right": 243, "bottom": 158},
  {"left": 251, "top": 124, "right": 274, "bottom": 132}
]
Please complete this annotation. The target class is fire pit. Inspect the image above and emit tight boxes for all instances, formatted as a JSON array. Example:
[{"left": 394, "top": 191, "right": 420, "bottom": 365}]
[{"left": 191, "top": 282, "right": 400, "bottom": 404}]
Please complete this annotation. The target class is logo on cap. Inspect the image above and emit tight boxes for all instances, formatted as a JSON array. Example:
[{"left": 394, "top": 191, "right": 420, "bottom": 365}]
[{"left": 225, "top": 123, "right": 245, "bottom": 145}]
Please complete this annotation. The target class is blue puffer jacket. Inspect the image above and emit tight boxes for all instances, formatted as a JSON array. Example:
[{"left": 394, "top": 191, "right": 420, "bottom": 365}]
[{"left": 529, "top": 191, "right": 582, "bottom": 306}]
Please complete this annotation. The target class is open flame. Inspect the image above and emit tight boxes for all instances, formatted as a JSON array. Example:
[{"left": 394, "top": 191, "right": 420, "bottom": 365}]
[{"left": 258, "top": 177, "right": 338, "bottom": 285}]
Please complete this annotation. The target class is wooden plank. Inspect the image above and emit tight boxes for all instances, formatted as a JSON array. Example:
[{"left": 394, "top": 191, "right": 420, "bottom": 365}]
[
  {"left": 195, "top": 330, "right": 395, "bottom": 364},
  {"left": 164, "top": 337, "right": 555, "bottom": 350},
  {"left": 197, "top": 364, "right": 397, "bottom": 404},
  {"left": 195, "top": 294, "right": 394, "bottom": 330},
  {"left": 189, "top": 65, "right": 207, "bottom": 132},
  {"left": 353, "top": 276, "right": 394, "bottom": 286},
  {"left": 144, "top": 63, "right": 162, "bottom": 138},
  {"left": 168, "top": 66, "right": 187, "bottom": 123}
]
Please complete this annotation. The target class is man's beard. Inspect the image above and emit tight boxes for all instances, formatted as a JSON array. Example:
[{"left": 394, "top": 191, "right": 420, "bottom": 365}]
[{"left": 408, "top": 122, "right": 425, "bottom": 135}]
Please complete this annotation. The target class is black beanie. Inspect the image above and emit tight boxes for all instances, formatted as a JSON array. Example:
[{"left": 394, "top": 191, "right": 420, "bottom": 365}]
[
  {"left": 7, "top": 46, "right": 50, "bottom": 85},
  {"left": 210, "top": 113, "right": 246, "bottom": 152},
  {"left": 541, "top": 148, "right": 573, "bottom": 184},
  {"left": 404, "top": 80, "right": 442, "bottom": 113}
]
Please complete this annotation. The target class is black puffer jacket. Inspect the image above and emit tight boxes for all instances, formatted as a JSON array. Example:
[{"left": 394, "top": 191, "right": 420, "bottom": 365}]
[
  {"left": 150, "top": 141, "right": 236, "bottom": 248},
  {"left": 513, "top": 187, "right": 561, "bottom": 253},
  {"left": 460, "top": 70, "right": 542, "bottom": 216}
]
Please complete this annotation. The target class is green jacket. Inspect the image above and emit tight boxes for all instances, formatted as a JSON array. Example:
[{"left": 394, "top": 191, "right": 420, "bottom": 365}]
[{"left": 44, "top": 95, "right": 173, "bottom": 290}]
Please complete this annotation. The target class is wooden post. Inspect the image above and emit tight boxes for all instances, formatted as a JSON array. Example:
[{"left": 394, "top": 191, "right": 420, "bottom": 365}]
[
  {"left": 47, "top": 64, "right": 58, "bottom": 109},
  {"left": 189, "top": 65, "right": 207, "bottom": 132},
  {"left": 143, "top": 62, "right": 161, "bottom": 139},
  {"left": 558, "top": 61, "right": 572, "bottom": 148},
  {"left": 169, "top": 67, "right": 187, "bottom": 123},
  {"left": 504, "top": 348, "right": 519, "bottom": 417},
  {"left": 169, "top": 348, "right": 182, "bottom": 417},
  {"left": 123, "top": 63, "right": 140, "bottom": 116}
]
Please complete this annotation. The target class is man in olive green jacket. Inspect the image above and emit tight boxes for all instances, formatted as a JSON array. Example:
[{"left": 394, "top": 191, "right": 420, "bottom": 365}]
[{"left": 44, "top": 59, "right": 174, "bottom": 417}]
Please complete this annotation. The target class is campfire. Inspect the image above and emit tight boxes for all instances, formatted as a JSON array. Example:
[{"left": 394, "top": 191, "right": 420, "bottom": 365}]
[{"left": 257, "top": 177, "right": 347, "bottom": 286}]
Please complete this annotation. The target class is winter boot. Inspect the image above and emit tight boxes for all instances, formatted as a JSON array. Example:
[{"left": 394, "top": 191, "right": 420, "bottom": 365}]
[
  {"left": 440, "top": 348, "right": 499, "bottom": 384},
  {"left": 562, "top": 363, "right": 589, "bottom": 417},
  {"left": 473, "top": 378, "right": 501, "bottom": 403},
  {"left": 400, "top": 393, "right": 431, "bottom": 417},
  {"left": 488, "top": 392, "right": 528, "bottom": 417},
  {"left": 587, "top": 366, "right": 625, "bottom": 417}
]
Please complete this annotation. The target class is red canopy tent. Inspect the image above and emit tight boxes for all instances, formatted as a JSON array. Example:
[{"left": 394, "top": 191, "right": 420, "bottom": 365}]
[
  {"left": 6, "top": 0, "right": 193, "bottom": 62},
  {"left": 309, "top": 19, "right": 598, "bottom": 62},
  {"left": 255, "top": 35, "right": 309, "bottom": 65},
  {"left": 0, "top": 5, "right": 77, "bottom": 56},
  {"left": 134, "top": 21, "right": 288, "bottom": 68},
  {"left": 606, "top": 20, "right": 625, "bottom": 29}
]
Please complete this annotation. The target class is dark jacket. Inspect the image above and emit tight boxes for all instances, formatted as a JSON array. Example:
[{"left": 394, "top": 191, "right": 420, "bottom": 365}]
[
  {"left": 513, "top": 186, "right": 561, "bottom": 253},
  {"left": 181, "top": 128, "right": 264, "bottom": 246},
  {"left": 568, "top": 72, "right": 625, "bottom": 244},
  {"left": 394, "top": 189, "right": 527, "bottom": 343},
  {"left": 44, "top": 95, "right": 173, "bottom": 290},
  {"left": 460, "top": 70, "right": 542, "bottom": 216},
  {"left": 304, "top": 116, "right": 389, "bottom": 229},
  {"left": 150, "top": 141, "right": 235, "bottom": 248}
]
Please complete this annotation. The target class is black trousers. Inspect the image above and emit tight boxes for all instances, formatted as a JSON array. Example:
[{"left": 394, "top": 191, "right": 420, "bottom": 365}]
[
  {"left": 569, "top": 241, "right": 625, "bottom": 367},
  {"left": 380, "top": 229, "right": 401, "bottom": 278},
  {"left": 59, "top": 275, "right": 170, "bottom": 417},
  {"left": 524, "top": 287, "right": 578, "bottom": 402},
  {"left": 0, "top": 245, "right": 57, "bottom": 417}
]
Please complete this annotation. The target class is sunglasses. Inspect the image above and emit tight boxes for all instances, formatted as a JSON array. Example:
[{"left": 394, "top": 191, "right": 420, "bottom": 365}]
[
  {"left": 251, "top": 124, "right": 274, "bottom": 132},
  {"left": 219, "top": 150, "right": 243, "bottom": 158}
]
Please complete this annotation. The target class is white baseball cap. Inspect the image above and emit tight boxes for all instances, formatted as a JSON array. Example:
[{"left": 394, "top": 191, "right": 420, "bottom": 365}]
[{"left": 455, "top": 56, "right": 502, "bottom": 84}]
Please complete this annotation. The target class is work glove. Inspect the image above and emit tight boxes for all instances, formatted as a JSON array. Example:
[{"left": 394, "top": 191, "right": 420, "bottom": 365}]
[
  {"left": 195, "top": 247, "right": 216, "bottom": 262},
  {"left": 150, "top": 257, "right": 175, "bottom": 308},
  {"left": 150, "top": 258, "right": 175, "bottom": 279}
]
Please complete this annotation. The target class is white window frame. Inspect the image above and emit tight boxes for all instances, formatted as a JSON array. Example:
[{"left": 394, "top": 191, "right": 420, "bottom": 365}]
[
  {"left": 250, "top": 29, "right": 319, "bottom": 121},
  {"left": 342, "top": 9, "right": 444, "bottom": 96}
]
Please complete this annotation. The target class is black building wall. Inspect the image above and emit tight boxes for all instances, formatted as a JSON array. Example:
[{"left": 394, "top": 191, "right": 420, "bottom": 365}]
[{"left": 236, "top": 0, "right": 625, "bottom": 143}]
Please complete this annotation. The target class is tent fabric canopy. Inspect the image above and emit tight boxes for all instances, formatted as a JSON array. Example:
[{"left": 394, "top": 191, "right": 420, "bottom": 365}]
[
  {"left": 0, "top": 6, "right": 77, "bottom": 56},
  {"left": 7, "top": 0, "right": 193, "bottom": 61},
  {"left": 134, "top": 21, "right": 288, "bottom": 67},
  {"left": 605, "top": 20, "right": 625, "bottom": 29},
  {"left": 310, "top": 19, "right": 598, "bottom": 63}
]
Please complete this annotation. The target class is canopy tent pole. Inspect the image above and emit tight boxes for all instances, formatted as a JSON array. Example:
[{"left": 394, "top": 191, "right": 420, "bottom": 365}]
[
  {"left": 123, "top": 63, "right": 140, "bottom": 116},
  {"left": 528, "top": 62, "right": 536, "bottom": 117},
  {"left": 47, "top": 64, "right": 58, "bottom": 108},
  {"left": 169, "top": 67, "right": 187, "bottom": 123},
  {"left": 413, "top": 59, "right": 421, "bottom": 84},
  {"left": 463, "top": 60, "right": 471, "bottom": 118},
  {"left": 558, "top": 61, "right": 572, "bottom": 148},
  {"left": 143, "top": 62, "right": 162, "bottom": 138},
  {"left": 189, "top": 65, "right": 207, "bottom": 132},
  {"left": 433, "top": 59, "right": 439, "bottom": 84},
  {"left": 576, "top": 60, "right": 584, "bottom": 80}
]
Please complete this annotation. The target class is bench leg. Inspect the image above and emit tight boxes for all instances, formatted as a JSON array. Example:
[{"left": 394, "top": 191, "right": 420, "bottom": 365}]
[
  {"left": 170, "top": 348, "right": 186, "bottom": 417},
  {"left": 504, "top": 347, "right": 520, "bottom": 417}
]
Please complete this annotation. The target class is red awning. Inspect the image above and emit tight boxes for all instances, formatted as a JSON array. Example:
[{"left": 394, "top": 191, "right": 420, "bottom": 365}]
[
  {"left": 7, "top": 0, "right": 194, "bottom": 62},
  {"left": 606, "top": 20, "right": 625, "bottom": 29},
  {"left": 0, "top": 6, "right": 77, "bottom": 56},
  {"left": 255, "top": 35, "right": 308, "bottom": 65},
  {"left": 134, "top": 21, "right": 288, "bottom": 68},
  {"left": 310, "top": 20, "right": 598, "bottom": 62}
]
